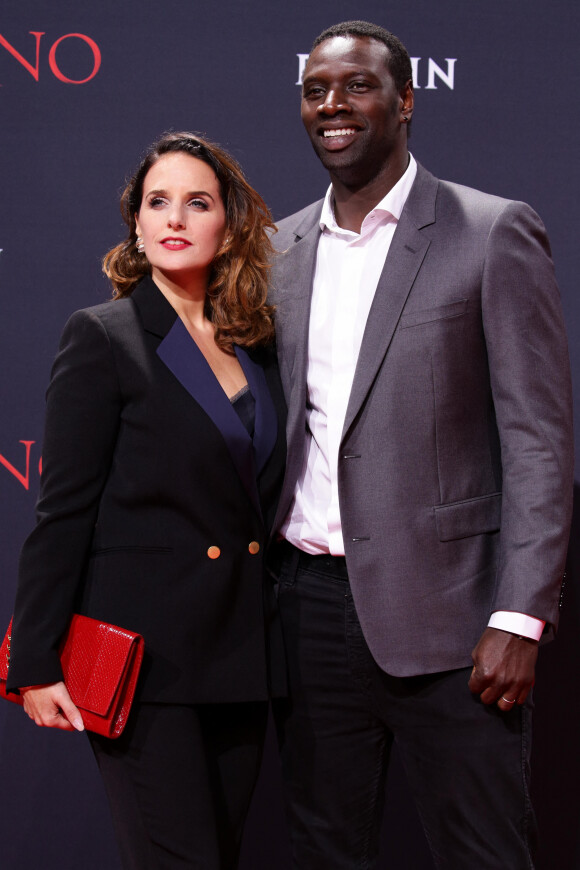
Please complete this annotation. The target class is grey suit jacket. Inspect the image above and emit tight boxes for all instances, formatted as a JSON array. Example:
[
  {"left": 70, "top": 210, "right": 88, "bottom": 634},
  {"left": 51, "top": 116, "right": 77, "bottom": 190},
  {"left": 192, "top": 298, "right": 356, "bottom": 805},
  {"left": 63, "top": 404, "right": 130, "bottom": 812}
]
[{"left": 270, "top": 162, "right": 574, "bottom": 677}]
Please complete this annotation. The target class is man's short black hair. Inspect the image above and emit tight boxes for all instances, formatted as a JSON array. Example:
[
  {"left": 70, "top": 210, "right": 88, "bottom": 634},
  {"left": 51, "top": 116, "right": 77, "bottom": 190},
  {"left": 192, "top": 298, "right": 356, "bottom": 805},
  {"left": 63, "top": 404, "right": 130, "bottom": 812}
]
[{"left": 311, "top": 20, "right": 412, "bottom": 93}]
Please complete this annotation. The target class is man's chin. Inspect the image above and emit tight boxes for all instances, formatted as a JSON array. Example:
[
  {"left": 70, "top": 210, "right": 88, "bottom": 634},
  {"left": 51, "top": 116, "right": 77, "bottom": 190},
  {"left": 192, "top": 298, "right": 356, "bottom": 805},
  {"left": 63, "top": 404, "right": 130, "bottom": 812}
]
[{"left": 312, "top": 143, "right": 359, "bottom": 173}]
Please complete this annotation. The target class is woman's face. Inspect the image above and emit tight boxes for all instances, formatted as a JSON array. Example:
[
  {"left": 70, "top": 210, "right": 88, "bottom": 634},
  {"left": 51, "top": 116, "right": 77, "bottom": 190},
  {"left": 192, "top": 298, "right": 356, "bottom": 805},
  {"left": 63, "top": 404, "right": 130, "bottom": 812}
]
[{"left": 135, "top": 152, "right": 227, "bottom": 288}]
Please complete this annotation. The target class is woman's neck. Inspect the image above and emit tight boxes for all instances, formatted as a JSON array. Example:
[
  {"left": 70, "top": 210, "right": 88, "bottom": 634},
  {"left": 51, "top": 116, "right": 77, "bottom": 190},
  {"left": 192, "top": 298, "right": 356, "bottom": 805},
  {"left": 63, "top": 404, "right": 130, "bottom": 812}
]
[{"left": 150, "top": 268, "right": 210, "bottom": 330}]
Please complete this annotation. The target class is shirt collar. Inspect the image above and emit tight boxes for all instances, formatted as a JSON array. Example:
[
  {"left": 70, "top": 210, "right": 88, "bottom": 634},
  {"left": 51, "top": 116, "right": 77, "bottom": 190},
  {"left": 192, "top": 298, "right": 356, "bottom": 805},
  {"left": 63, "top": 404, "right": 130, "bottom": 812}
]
[{"left": 319, "top": 153, "right": 418, "bottom": 235}]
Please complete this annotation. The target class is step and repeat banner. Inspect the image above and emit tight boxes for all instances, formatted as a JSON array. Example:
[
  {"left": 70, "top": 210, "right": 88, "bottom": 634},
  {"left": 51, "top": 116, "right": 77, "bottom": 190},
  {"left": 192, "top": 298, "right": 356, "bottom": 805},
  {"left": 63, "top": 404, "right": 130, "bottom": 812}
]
[{"left": 1, "top": 2, "right": 579, "bottom": 867}]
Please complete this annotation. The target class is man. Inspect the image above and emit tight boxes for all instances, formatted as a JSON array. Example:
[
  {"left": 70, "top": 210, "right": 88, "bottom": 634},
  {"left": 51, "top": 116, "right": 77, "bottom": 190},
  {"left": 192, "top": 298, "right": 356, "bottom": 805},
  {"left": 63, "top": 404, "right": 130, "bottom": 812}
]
[{"left": 270, "top": 20, "right": 574, "bottom": 870}]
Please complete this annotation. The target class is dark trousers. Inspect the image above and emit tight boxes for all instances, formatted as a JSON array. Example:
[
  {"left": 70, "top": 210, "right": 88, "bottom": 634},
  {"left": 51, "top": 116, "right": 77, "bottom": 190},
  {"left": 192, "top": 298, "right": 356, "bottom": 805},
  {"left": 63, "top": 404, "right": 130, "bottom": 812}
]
[
  {"left": 89, "top": 700, "right": 268, "bottom": 870},
  {"left": 273, "top": 546, "right": 537, "bottom": 869}
]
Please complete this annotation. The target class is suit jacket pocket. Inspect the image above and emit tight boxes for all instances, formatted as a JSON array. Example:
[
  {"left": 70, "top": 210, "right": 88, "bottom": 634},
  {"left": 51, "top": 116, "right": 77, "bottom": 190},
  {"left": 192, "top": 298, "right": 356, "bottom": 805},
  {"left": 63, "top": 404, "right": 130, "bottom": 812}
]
[
  {"left": 434, "top": 492, "right": 501, "bottom": 541},
  {"left": 400, "top": 299, "right": 468, "bottom": 329}
]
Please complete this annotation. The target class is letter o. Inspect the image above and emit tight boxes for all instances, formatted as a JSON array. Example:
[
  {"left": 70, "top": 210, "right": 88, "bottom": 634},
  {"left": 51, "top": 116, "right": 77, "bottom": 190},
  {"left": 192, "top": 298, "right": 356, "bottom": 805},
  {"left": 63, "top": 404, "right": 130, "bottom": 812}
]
[{"left": 48, "top": 33, "right": 101, "bottom": 84}]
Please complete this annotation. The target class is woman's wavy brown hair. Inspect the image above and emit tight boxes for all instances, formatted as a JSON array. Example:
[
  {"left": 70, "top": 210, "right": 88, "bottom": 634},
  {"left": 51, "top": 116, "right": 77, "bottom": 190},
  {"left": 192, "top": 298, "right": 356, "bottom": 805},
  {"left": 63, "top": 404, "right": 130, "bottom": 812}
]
[{"left": 103, "top": 132, "right": 276, "bottom": 350}]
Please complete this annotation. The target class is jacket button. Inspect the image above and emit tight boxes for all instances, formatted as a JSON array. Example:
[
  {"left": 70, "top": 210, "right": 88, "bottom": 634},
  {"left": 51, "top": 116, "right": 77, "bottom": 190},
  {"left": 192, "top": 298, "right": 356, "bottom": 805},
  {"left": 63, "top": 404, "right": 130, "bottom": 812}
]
[
  {"left": 248, "top": 541, "right": 260, "bottom": 555},
  {"left": 207, "top": 546, "right": 221, "bottom": 559}
]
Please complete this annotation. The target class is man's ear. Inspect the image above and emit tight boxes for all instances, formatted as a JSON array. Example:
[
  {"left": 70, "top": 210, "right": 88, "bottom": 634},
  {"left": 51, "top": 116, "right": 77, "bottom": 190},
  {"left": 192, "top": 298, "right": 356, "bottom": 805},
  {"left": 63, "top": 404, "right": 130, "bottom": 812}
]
[{"left": 400, "top": 80, "right": 414, "bottom": 122}]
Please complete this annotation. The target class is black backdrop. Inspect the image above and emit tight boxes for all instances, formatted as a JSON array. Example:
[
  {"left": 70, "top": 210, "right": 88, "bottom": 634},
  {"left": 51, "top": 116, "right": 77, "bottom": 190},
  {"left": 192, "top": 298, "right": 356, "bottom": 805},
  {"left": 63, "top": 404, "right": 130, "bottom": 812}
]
[{"left": 1, "top": 2, "right": 579, "bottom": 867}]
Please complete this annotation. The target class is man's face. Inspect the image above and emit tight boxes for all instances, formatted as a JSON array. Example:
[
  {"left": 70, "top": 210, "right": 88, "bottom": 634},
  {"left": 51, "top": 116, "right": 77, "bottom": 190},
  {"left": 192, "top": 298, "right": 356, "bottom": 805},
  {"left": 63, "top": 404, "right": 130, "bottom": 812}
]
[{"left": 301, "top": 35, "right": 411, "bottom": 184}]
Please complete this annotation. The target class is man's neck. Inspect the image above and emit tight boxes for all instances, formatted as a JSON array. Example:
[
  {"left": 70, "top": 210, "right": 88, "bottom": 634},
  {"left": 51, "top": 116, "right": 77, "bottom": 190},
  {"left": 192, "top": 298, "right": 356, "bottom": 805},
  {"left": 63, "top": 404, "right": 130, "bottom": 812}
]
[{"left": 330, "top": 150, "right": 410, "bottom": 233}]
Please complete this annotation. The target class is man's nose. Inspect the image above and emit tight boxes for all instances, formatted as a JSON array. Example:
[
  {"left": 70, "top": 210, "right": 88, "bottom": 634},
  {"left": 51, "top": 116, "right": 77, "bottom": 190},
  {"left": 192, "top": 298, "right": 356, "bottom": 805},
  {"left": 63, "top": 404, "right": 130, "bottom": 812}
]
[{"left": 318, "top": 88, "right": 351, "bottom": 115}]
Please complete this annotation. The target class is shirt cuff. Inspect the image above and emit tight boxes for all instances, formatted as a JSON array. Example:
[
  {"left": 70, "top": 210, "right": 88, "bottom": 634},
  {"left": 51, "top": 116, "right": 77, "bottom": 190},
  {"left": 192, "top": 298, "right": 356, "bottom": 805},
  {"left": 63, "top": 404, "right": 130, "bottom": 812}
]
[{"left": 488, "top": 611, "right": 545, "bottom": 642}]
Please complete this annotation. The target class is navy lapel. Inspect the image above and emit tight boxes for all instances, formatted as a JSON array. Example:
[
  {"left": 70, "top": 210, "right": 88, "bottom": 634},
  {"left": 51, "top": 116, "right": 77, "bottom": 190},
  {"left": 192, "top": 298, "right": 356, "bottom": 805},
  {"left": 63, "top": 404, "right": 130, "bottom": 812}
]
[
  {"left": 234, "top": 346, "right": 277, "bottom": 476},
  {"left": 157, "top": 316, "right": 263, "bottom": 517}
]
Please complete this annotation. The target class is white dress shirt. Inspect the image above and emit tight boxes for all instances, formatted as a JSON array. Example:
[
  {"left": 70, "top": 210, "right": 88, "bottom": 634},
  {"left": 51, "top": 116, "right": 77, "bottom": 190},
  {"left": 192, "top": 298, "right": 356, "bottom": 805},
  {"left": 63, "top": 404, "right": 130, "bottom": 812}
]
[{"left": 282, "top": 154, "right": 544, "bottom": 642}]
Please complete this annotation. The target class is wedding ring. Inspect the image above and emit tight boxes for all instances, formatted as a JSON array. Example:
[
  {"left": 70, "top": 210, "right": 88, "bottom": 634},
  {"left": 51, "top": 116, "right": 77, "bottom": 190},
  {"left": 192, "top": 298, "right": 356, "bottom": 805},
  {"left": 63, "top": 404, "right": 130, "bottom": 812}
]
[{"left": 501, "top": 696, "right": 516, "bottom": 704}]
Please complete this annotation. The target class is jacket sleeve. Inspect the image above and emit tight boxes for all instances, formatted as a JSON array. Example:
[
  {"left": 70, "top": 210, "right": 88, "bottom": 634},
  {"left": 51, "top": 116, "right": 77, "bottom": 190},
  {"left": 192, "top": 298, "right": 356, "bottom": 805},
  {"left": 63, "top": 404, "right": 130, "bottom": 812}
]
[
  {"left": 481, "top": 201, "right": 574, "bottom": 627},
  {"left": 7, "top": 309, "right": 122, "bottom": 690}
]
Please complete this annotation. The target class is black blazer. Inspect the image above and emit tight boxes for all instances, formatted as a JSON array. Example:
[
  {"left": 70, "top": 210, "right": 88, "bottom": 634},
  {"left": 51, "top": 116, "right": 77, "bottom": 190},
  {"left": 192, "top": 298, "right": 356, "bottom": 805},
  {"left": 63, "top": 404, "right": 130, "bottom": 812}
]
[{"left": 8, "top": 277, "right": 287, "bottom": 702}]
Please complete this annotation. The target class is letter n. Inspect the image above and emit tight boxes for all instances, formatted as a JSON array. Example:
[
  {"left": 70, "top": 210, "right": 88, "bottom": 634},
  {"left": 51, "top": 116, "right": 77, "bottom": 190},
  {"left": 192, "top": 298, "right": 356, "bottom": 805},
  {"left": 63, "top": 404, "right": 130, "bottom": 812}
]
[
  {"left": 0, "top": 32, "right": 45, "bottom": 82},
  {"left": 425, "top": 58, "right": 457, "bottom": 90},
  {"left": 0, "top": 441, "right": 35, "bottom": 489}
]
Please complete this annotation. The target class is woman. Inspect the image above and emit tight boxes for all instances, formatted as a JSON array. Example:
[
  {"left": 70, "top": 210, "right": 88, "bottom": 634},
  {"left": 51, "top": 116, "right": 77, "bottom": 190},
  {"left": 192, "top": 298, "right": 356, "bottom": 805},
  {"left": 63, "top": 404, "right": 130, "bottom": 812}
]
[{"left": 6, "top": 132, "right": 286, "bottom": 869}]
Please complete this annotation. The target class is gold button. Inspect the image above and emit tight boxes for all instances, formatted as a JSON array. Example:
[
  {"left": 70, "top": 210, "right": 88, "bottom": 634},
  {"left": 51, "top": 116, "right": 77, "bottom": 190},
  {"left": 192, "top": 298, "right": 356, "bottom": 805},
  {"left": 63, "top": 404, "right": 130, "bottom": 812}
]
[
  {"left": 207, "top": 546, "right": 221, "bottom": 560},
  {"left": 248, "top": 541, "right": 260, "bottom": 555}
]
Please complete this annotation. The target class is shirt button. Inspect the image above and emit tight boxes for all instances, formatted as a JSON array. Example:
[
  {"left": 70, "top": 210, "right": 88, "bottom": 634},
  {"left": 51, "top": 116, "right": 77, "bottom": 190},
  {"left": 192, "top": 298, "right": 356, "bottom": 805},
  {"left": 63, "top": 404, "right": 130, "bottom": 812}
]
[
  {"left": 207, "top": 546, "right": 221, "bottom": 559},
  {"left": 248, "top": 541, "right": 260, "bottom": 555}
]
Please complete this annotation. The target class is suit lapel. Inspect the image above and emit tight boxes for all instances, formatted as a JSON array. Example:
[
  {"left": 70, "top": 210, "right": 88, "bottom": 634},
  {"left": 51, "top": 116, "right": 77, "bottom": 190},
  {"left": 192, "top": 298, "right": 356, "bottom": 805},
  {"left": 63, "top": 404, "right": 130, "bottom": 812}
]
[
  {"left": 273, "top": 209, "right": 321, "bottom": 394},
  {"left": 343, "top": 166, "right": 438, "bottom": 437},
  {"left": 157, "top": 318, "right": 265, "bottom": 517},
  {"left": 132, "top": 275, "right": 178, "bottom": 338},
  {"left": 133, "top": 277, "right": 267, "bottom": 517},
  {"left": 234, "top": 345, "right": 277, "bottom": 477},
  {"left": 272, "top": 204, "right": 322, "bottom": 495}
]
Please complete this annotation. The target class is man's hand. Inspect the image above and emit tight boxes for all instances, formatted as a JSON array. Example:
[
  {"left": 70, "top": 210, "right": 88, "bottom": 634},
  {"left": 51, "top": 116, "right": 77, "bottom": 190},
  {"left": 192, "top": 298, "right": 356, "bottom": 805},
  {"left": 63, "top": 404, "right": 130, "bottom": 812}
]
[
  {"left": 20, "top": 681, "right": 84, "bottom": 732},
  {"left": 468, "top": 627, "right": 538, "bottom": 712}
]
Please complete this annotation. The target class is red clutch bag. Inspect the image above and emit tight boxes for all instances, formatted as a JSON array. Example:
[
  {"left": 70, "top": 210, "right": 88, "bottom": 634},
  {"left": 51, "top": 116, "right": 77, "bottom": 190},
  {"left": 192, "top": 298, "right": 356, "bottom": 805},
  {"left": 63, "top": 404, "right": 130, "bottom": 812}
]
[{"left": 0, "top": 614, "right": 144, "bottom": 738}]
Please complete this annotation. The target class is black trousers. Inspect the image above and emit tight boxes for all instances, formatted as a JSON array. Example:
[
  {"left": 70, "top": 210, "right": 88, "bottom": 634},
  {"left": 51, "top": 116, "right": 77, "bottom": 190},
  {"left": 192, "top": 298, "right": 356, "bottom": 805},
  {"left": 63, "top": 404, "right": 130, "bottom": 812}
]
[
  {"left": 273, "top": 545, "right": 537, "bottom": 870},
  {"left": 89, "top": 700, "right": 268, "bottom": 870}
]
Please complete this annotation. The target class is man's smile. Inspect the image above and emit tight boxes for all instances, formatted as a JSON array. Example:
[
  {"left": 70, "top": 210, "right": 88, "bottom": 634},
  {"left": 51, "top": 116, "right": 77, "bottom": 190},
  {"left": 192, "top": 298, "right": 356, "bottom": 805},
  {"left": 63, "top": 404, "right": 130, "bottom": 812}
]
[{"left": 323, "top": 127, "right": 357, "bottom": 138}]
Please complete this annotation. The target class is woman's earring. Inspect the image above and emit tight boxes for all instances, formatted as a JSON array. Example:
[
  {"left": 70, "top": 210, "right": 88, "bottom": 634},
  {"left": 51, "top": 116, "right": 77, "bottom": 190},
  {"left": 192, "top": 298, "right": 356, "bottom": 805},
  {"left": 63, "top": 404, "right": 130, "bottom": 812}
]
[{"left": 136, "top": 236, "right": 145, "bottom": 253}]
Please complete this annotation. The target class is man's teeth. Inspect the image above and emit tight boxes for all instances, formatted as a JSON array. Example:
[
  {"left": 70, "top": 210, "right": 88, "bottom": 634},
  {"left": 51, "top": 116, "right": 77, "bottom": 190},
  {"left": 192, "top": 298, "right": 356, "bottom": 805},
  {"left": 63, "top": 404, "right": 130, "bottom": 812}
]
[{"left": 323, "top": 128, "right": 356, "bottom": 138}]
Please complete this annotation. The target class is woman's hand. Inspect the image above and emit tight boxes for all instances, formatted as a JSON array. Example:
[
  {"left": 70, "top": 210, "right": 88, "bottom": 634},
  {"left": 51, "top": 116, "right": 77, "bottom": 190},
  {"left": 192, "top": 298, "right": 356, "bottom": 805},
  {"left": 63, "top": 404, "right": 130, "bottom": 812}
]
[{"left": 20, "top": 682, "right": 84, "bottom": 732}]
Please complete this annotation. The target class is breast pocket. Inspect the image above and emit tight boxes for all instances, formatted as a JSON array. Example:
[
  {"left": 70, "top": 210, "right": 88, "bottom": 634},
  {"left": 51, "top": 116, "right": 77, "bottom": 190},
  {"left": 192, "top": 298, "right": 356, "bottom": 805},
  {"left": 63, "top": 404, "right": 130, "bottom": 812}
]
[{"left": 399, "top": 299, "right": 468, "bottom": 329}]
